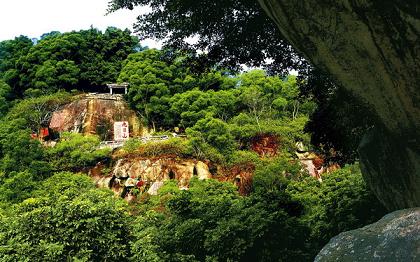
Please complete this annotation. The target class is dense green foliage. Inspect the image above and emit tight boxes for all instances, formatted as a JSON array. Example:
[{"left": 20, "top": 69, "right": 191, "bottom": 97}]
[
  {"left": 4, "top": 91, "right": 72, "bottom": 131},
  {"left": 125, "top": 163, "right": 385, "bottom": 261},
  {"left": 0, "top": 173, "right": 131, "bottom": 261},
  {"left": 46, "top": 132, "right": 111, "bottom": 172},
  {"left": 287, "top": 165, "right": 387, "bottom": 251},
  {"left": 118, "top": 49, "right": 314, "bottom": 163},
  {"left": 0, "top": 28, "right": 387, "bottom": 261},
  {"left": 118, "top": 49, "right": 195, "bottom": 127},
  {"left": 108, "top": 0, "right": 307, "bottom": 75},
  {"left": 109, "top": 0, "right": 373, "bottom": 164},
  {"left": 0, "top": 80, "right": 12, "bottom": 117},
  {"left": 0, "top": 27, "right": 140, "bottom": 97},
  {"left": 129, "top": 178, "right": 308, "bottom": 261}
]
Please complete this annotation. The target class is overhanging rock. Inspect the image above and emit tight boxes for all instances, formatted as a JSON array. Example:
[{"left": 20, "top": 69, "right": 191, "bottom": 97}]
[{"left": 258, "top": 0, "right": 420, "bottom": 210}]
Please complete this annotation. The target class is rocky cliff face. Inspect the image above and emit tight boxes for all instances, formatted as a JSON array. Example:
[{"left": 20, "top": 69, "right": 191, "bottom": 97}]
[
  {"left": 91, "top": 156, "right": 212, "bottom": 199},
  {"left": 111, "top": 157, "right": 211, "bottom": 185},
  {"left": 315, "top": 208, "right": 420, "bottom": 261},
  {"left": 257, "top": 0, "right": 420, "bottom": 210},
  {"left": 90, "top": 152, "right": 259, "bottom": 199},
  {"left": 49, "top": 94, "right": 145, "bottom": 139}
]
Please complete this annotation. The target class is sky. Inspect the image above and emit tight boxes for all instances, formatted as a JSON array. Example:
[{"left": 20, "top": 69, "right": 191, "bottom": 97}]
[
  {"left": 0, "top": 1, "right": 297, "bottom": 75},
  {"left": 0, "top": 0, "right": 162, "bottom": 48}
]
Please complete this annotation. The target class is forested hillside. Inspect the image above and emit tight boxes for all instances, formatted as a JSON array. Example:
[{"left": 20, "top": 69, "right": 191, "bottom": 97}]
[{"left": 0, "top": 27, "right": 387, "bottom": 261}]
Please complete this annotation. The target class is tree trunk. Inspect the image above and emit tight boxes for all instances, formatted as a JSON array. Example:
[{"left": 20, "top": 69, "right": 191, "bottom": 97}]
[{"left": 258, "top": 0, "right": 420, "bottom": 210}]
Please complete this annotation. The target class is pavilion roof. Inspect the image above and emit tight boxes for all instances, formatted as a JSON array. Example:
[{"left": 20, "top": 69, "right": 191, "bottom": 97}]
[{"left": 106, "top": 83, "right": 129, "bottom": 88}]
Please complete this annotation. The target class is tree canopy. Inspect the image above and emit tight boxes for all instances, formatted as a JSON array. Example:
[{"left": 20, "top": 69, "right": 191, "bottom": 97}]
[
  {"left": 0, "top": 27, "right": 141, "bottom": 96},
  {"left": 108, "top": 0, "right": 307, "bottom": 75},
  {"left": 108, "top": 0, "right": 370, "bottom": 164},
  {"left": 0, "top": 30, "right": 389, "bottom": 262},
  {"left": 0, "top": 12, "right": 395, "bottom": 260}
]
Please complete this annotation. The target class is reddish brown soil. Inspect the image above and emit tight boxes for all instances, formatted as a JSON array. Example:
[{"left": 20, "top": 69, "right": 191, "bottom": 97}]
[
  {"left": 250, "top": 134, "right": 280, "bottom": 157},
  {"left": 215, "top": 163, "right": 255, "bottom": 196}
]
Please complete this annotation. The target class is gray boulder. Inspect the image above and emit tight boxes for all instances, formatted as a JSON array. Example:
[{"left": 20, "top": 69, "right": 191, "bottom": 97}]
[{"left": 315, "top": 208, "right": 420, "bottom": 261}]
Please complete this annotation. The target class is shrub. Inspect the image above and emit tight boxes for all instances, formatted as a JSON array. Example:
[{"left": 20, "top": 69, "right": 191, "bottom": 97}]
[
  {"left": 46, "top": 133, "right": 111, "bottom": 171},
  {"left": 286, "top": 164, "right": 387, "bottom": 255},
  {"left": 121, "top": 138, "right": 190, "bottom": 158},
  {"left": 0, "top": 187, "right": 131, "bottom": 261}
]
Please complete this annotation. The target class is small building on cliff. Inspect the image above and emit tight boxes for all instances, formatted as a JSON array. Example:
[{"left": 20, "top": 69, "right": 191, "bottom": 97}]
[{"left": 106, "top": 83, "right": 129, "bottom": 95}]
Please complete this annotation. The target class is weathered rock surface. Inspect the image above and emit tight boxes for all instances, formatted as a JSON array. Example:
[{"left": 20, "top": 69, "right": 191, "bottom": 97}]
[
  {"left": 111, "top": 157, "right": 211, "bottom": 183},
  {"left": 258, "top": 0, "right": 420, "bottom": 210},
  {"left": 91, "top": 157, "right": 212, "bottom": 198},
  {"left": 49, "top": 94, "right": 145, "bottom": 139},
  {"left": 359, "top": 128, "right": 420, "bottom": 211},
  {"left": 315, "top": 208, "right": 420, "bottom": 261}
]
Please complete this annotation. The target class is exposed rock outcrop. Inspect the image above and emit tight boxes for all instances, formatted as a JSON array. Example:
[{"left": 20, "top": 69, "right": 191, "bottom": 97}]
[
  {"left": 91, "top": 157, "right": 212, "bottom": 199},
  {"left": 111, "top": 157, "right": 211, "bottom": 182},
  {"left": 315, "top": 208, "right": 420, "bottom": 261},
  {"left": 49, "top": 94, "right": 145, "bottom": 139},
  {"left": 257, "top": 0, "right": 420, "bottom": 210}
]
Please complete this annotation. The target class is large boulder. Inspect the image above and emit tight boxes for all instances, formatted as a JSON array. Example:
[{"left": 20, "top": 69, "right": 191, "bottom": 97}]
[
  {"left": 49, "top": 93, "right": 145, "bottom": 139},
  {"left": 257, "top": 0, "right": 420, "bottom": 210},
  {"left": 91, "top": 157, "right": 213, "bottom": 198},
  {"left": 111, "top": 157, "right": 211, "bottom": 183},
  {"left": 315, "top": 208, "right": 420, "bottom": 261},
  {"left": 358, "top": 128, "right": 420, "bottom": 210}
]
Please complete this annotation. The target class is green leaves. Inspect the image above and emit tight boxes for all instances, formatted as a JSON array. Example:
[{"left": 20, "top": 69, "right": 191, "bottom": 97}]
[
  {"left": 0, "top": 80, "right": 12, "bottom": 117},
  {"left": 187, "top": 116, "right": 236, "bottom": 161},
  {"left": 5, "top": 92, "right": 72, "bottom": 131},
  {"left": 33, "top": 60, "right": 80, "bottom": 91},
  {"left": 0, "top": 176, "right": 131, "bottom": 261},
  {"left": 46, "top": 133, "right": 111, "bottom": 172},
  {"left": 286, "top": 164, "right": 387, "bottom": 253},
  {"left": 128, "top": 177, "right": 310, "bottom": 261},
  {"left": 120, "top": 49, "right": 194, "bottom": 127},
  {"left": 108, "top": 0, "right": 307, "bottom": 76},
  {"left": 0, "top": 27, "right": 140, "bottom": 96},
  {"left": 169, "top": 89, "right": 240, "bottom": 128},
  {"left": 0, "top": 129, "right": 47, "bottom": 174},
  {"left": 0, "top": 171, "right": 37, "bottom": 203},
  {"left": 32, "top": 172, "right": 95, "bottom": 200}
]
